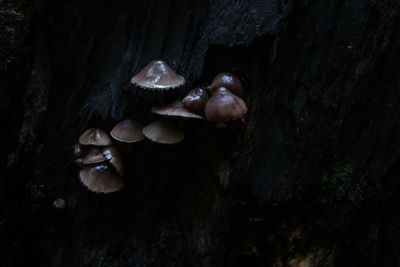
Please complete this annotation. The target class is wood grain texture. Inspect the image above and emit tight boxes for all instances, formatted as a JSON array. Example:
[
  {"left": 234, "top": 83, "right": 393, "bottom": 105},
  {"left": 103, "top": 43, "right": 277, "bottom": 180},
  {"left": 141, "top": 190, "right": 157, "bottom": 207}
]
[{"left": 1, "top": 0, "right": 400, "bottom": 266}]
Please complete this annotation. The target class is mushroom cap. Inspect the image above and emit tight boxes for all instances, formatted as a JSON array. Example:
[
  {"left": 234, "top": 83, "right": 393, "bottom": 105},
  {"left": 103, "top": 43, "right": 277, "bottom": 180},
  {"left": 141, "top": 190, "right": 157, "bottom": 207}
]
[
  {"left": 142, "top": 120, "right": 185, "bottom": 144},
  {"left": 182, "top": 88, "right": 209, "bottom": 115},
  {"left": 110, "top": 119, "right": 145, "bottom": 143},
  {"left": 79, "top": 128, "right": 112, "bottom": 146},
  {"left": 79, "top": 164, "right": 124, "bottom": 193},
  {"left": 210, "top": 73, "right": 243, "bottom": 97},
  {"left": 151, "top": 100, "right": 203, "bottom": 119},
  {"left": 82, "top": 147, "right": 109, "bottom": 165},
  {"left": 53, "top": 198, "right": 66, "bottom": 209},
  {"left": 131, "top": 60, "right": 185, "bottom": 90},
  {"left": 103, "top": 146, "right": 124, "bottom": 176},
  {"left": 204, "top": 87, "right": 247, "bottom": 122}
]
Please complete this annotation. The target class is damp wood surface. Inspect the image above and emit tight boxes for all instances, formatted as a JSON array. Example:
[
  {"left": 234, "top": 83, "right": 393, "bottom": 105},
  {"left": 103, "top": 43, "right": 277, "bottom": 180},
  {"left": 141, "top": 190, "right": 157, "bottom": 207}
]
[{"left": 1, "top": 0, "right": 400, "bottom": 266}]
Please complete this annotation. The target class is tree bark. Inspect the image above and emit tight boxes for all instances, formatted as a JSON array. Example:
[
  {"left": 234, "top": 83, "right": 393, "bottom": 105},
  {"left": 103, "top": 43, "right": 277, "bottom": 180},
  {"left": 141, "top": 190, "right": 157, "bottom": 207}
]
[{"left": 1, "top": 0, "right": 400, "bottom": 266}]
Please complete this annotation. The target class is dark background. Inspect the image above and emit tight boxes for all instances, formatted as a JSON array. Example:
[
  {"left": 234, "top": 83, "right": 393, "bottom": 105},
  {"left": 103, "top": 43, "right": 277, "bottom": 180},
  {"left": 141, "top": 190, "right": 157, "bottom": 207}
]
[{"left": 1, "top": 0, "right": 400, "bottom": 266}]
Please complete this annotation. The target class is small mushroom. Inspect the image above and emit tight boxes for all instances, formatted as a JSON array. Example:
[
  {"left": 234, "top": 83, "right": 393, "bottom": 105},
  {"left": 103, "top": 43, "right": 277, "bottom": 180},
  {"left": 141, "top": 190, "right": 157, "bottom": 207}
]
[
  {"left": 81, "top": 146, "right": 124, "bottom": 175},
  {"left": 131, "top": 60, "right": 185, "bottom": 90},
  {"left": 110, "top": 119, "right": 145, "bottom": 143},
  {"left": 79, "top": 164, "right": 124, "bottom": 193},
  {"left": 79, "top": 128, "right": 112, "bottom": 146},
  {"left": 82, "top": 147, "right": 109, "bottom": 164},
  {"left": 204, "top": 87, "right": 247, "bottom": 122},
  {"left": 53, "top": 198, "right": 66, "bottom": 209},
  {"left": 182, "top": 88, "right": 209, "bottom": 115},
  {"left": 152, "top": 100, "right": 203, "bottom": 119},
  {"left": 210, "top": 73, "right": 243, "bottom": 97},
  {"left": 142, "top": 120, "right": 185, "bottom": 144}
]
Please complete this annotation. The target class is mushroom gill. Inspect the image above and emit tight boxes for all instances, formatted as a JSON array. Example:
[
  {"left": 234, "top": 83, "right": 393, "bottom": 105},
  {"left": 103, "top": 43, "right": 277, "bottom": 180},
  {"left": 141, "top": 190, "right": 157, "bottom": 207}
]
[{"left": 152, "top": 100, "right": 203, "bottom": 119}]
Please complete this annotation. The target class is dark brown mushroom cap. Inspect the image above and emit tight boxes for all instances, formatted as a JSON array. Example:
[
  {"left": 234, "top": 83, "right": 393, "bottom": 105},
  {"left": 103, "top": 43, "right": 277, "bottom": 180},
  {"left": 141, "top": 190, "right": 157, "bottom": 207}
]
[
  {"left": 204, "top": 87, "right": 247, "bottom": 122},
  {"left": 142, "top": 120, "right": 185, "bottom": 144},
  {"left": 182, "top": 88, "right": 209, "bottom": 115},
  {"left": 79, "top": 164, "right": 124, "bottom": 193},
  {"left": 82, "top": 147, "right": 109, "bottom": 165},
  {"left": 152, "top": 100, "right": 203, "bottom": 119},
  {"left": 131, "top": 60, "right": 185, "bottom": 90},
  {"left": 72, "top": 143, "right": 83, "bottom": 158},
  {"left": 79, "top": 128, "right": 112, "bottom": 146},
  {"left": 103, "top": 146, "right": 124, "bottom": 176},
  {"left": 209, "top": 73, "right": 243, "bottom": 97},
  {"left": 110, "top": 119, "right": 145, "bottom": 143}
]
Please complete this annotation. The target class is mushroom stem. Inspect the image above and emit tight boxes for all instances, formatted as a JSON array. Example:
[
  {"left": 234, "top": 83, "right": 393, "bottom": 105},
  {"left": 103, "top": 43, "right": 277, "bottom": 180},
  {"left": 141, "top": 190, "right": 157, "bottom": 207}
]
[{"left": 157, "top": 91, "right": 166, "bottom": 105}]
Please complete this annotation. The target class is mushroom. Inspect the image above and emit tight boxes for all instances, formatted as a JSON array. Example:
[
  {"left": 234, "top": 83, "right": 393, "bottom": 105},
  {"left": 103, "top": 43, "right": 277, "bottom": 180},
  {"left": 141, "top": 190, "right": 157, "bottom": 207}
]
[
  {"left": 204, "top": 87, "right": 247, "bottom": 122},
  {"left": 131, "top": 60, "right": 185, "bottom": 90},
  {"left": 53, "top": 198, "right": 66, "bottom": 209},
  {"left": 79, "top": 164, "right": 124, "bottom": 193},
  {"left": 151, "top": 100, "right": 203, "bottom": 119},
  {"left": 209, "top": 73, "right": 243, "bottom": 97},
  {"left": 80, "top": 146, "right": 124, "bottom": 175},
  {"left": 79, "top": 128, "right": 112, "bottom": 146},
  {"left": 182, "top": 88, "right": 209, "bottom": 115},
  {"left": 142, "top": 120, "right": 185, "bottom": 144},
  {"left": 82, "top": 146, "right": 109, "bottom": 165},
  {"left": 110, "top": 119, "right": 145, "bottom": 143}
]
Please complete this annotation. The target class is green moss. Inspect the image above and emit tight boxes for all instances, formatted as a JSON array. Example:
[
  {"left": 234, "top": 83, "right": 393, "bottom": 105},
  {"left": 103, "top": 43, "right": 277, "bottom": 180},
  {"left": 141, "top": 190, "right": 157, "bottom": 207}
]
[
  {"left": 320, "top": 164, "right": 367, "bottom": 206},
  {"left": 322, "top": 164, "right": 353, "bottom": 199},
  {"left": 25, "top": 176, "right": 45, "bottom": 211},
  {"left": 347, "top": 180, "right": 367, "bottom": 206}
]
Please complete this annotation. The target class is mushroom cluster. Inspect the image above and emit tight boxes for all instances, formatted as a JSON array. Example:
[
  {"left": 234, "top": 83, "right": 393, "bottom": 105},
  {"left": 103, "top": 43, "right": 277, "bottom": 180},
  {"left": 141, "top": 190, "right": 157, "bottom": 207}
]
[
  {"left": 131, "top": 60, "right": 194, "bottom": 145},
  {"left": 180, "top": 72, "right": 248, "bottom": 122},
  {"left": 131, "top": 60, "right": 248, "bottom": 141},
  {"left": 73, "top": 128, "right": 124, "bottom": 193},
  {"left": 72, "top": 60, "right": 249, "bottom": 193},
  {"left": 204, "top": 73, "right": 247, "bottom": 121}
]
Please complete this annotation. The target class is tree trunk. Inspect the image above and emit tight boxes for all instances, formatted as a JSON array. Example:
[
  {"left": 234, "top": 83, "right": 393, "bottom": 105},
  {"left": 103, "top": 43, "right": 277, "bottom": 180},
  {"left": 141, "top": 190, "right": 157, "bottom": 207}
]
[{"left": 1, "top": 0, "right": 400, "bottom": 266}]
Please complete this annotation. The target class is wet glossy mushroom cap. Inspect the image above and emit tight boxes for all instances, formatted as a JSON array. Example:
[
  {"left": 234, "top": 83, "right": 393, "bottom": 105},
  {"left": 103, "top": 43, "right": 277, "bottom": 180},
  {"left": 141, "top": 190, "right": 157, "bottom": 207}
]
[
  {"left": 82, "top": 147, "right": 109, "bottom": 165},
  {"left": 79, "top": 164, "right": 124, "bottom": 193},
  {"left": 152, "top": 100, "right": 203, "bottom": 119},
  {"left": 110, "top": 119, "right": 145, "bottom": 143},
  {"left": 182, "top": 88, "right": 209, "bottom": 115},
  {"left": 142, "top": 120, "right": 185, "bottom": 144},
  {"left": 210, "top": 73, "right": 243, "bottom": 97},
  {"left": 131, "top": 60, "right": 185, "bottom": 90},
  {"left": 204, "top": 87, "right": 247, "bottom": 122},
  {"left": 79, "top": 128, "right": 112, "bottom": 146},
  {"left": 103, "top": 146, "right": 124, "bottom": 176}
]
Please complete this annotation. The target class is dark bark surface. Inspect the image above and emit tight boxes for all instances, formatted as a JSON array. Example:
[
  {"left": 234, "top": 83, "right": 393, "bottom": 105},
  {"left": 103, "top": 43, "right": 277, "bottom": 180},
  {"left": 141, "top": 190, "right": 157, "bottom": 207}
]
[{"left": 1, "top": 0, "right": 400, "bottom": 266}]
